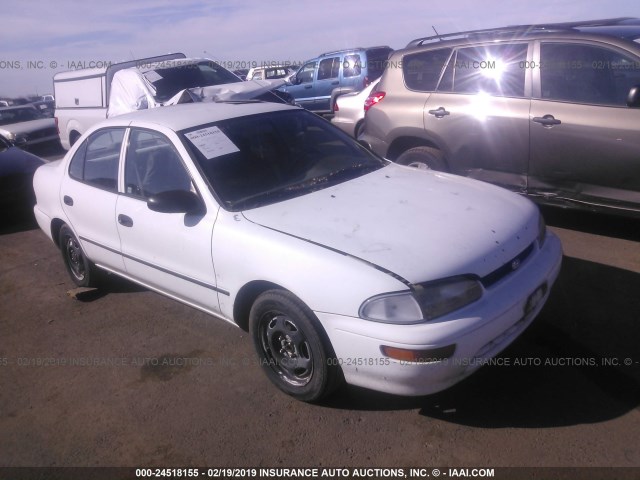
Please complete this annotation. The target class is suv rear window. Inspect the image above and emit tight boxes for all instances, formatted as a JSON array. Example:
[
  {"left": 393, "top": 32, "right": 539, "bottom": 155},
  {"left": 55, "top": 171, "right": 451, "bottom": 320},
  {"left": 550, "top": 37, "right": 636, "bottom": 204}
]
[
  {"left": 365, "top": 48, "right": 394, "bottom": 79},
  {"left": 403, "top": 48, "right": 452, "bottom": 91}
]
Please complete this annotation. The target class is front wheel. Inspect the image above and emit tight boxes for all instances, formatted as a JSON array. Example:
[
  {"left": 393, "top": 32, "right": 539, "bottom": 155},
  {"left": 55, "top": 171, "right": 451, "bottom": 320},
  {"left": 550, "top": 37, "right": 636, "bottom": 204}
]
[
  {"left": 249, "top": 290, "right": 342, "bottom": 402},
  {"left": 59, "top": 224, "right": 98, "bottom": 288},
  {"left": 396, "top": 146, "right": 447, "bottom": 172}
]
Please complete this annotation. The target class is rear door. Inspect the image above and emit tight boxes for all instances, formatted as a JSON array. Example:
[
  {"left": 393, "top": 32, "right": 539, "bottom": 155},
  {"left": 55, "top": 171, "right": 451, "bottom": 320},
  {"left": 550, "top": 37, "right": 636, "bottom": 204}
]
[
  {"left": 529, "top": 41, "right": 640, "bottom": 210},
  {"left": 60, "top": 128, "right": 125, "bottom": 272},
  {"left": 314, "top": 56, "right": 341, "bottom": 111},
  {"left": 423, "top": 42, "right": 532, "bottom": 191}
]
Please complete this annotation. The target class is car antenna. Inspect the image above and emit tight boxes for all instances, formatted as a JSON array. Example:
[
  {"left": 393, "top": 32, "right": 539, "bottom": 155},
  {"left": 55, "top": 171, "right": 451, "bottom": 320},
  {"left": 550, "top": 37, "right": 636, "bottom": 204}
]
[{"left": 432, "top": 26, "right": 442, "bottom": 41}]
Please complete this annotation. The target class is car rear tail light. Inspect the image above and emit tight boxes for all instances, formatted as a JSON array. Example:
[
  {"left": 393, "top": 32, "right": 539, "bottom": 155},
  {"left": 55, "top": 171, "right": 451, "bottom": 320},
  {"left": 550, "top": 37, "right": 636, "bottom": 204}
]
[
  {"left": 333, "top": 100, "right": 339, "bottom": 112},
  {"left": 364, "top": 91, "right": 386, "bottom": 111}
]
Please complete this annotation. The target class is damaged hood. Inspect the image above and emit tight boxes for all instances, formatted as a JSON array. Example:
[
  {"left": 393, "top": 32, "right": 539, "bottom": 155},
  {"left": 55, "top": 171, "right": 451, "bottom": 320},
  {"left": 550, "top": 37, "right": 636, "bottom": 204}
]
[
  {"left": 242, "top": 165, "right": 540, "bottom": 284},
  {"left": 165, "top": 79, "right": 286, "bottom": 105},
  {"left": 107, "top": 64, "right": 286, "bottom": 117}
]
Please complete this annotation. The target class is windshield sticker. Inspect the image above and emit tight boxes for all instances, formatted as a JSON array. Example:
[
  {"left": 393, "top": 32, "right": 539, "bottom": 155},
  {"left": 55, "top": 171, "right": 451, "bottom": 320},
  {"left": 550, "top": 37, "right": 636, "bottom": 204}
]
[
  {"left": 185, "top": 126, "right": 240, "bottom": 159},
  {"left": 143, "top": 70, "right": 164, "bottom": 83}
]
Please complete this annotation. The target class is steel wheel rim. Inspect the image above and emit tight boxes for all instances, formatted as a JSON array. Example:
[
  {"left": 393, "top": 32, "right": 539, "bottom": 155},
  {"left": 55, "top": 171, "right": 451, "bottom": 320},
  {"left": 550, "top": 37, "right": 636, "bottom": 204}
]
[
  {"left": 259, "top": 312, "right": 313, "bottom": 386},
  {"left": 65, "top": 235, "right": 85, "bottom": 281}
]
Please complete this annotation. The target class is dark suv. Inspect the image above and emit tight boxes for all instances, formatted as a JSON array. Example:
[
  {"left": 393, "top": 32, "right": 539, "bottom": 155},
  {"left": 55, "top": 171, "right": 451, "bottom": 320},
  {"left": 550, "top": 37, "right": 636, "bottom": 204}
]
[
  {"left": 360, "top": 18, "right": 640, "bottom": 217},
  {"left": 279, "top": 46, "right": 393, "bottom": 114}
]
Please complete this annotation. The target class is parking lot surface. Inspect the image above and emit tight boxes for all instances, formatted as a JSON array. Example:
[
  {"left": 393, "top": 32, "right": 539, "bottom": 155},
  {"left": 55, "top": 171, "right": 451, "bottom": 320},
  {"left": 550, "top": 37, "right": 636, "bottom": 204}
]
[{"left": 0, "top": 185, "right": 639, "bottom": 472}]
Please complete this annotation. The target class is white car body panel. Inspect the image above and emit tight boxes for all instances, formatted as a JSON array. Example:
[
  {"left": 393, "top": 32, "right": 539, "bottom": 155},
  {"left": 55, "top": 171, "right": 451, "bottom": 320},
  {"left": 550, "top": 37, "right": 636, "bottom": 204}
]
[
  {"left": 331, "top": 81, "right": 378, "bottom": 136},
  {"left": 33, "top": 101, "right": 563, "bottom": 397},
  {"left": 243, "top": 166, "right": 538, "bottom": 284}
]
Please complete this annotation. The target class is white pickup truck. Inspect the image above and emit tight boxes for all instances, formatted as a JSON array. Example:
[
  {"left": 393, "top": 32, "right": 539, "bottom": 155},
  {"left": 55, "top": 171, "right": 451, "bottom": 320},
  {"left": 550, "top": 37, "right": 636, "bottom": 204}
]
[{"left": 54, "top": 53, "right": 289, "bottom": 150}]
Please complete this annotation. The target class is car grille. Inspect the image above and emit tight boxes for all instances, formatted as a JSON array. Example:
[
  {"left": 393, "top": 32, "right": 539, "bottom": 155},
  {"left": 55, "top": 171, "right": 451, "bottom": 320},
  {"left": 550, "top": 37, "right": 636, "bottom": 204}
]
[{"left": 481, "top": 242, "right": 534, "bottom": 288}]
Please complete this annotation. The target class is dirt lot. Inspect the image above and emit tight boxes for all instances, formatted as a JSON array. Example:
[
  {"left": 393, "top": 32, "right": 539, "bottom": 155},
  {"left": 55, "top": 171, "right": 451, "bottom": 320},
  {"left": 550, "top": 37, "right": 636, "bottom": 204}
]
[{"left": 0, "top": 206, "right": 639, "bottom": 478}]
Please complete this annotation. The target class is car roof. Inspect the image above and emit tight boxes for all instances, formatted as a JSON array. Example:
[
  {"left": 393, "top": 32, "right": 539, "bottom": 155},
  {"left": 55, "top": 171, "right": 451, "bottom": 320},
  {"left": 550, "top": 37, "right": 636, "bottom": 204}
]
[
  {"left": 99, "top": 101, "right": 300, "bottom": 131},
  {"left": 406, "top": 17, "right": 640, "bottom": 48}
]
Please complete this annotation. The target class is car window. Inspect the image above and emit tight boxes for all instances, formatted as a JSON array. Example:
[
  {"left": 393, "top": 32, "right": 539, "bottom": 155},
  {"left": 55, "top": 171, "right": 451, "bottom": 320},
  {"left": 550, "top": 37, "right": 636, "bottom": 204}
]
[
  {"left": 265, "top": 67, "right": 292, "bottom": 79},
  {"left": 180, "top": 109, "right": 386, "bottom": 211},
  {"left": 540, "top": 43, "right": 640, "bottom": 106},
  {"left": 252, "top": 70, "right": 263, "bottom": 80},
  {"left": 68, "top": 128, "right": 124, "bottom": 191},
  {"left": 403, "top": 48, "right": 452, "bottom": 91},
  {"left": 343, "top": 55, "right": 362, "bottom": 78},
  {"left": 124, "top": 129, "right": 193, "bottom": 199},
  {"left": 317, "top": 57, "right": 340, "bottom": 80},
  {"left": 446, "top": 43, "right": 528, "bottom": 97},
  {"left": 297, "top": 62, "right": 316, "bottom": 84},
  {"left": 364, "top": 48, "right": 393, "bottom": 79}
]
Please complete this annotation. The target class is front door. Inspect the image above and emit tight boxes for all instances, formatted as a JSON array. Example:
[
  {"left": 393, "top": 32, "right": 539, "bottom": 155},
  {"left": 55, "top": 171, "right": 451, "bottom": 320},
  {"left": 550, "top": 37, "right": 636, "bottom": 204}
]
[
  {"left": 529, "top": 41, "right": 640, "bottom": 210},
  {"left": 115, "top": 127, "right": 221, "bottom": 314}
]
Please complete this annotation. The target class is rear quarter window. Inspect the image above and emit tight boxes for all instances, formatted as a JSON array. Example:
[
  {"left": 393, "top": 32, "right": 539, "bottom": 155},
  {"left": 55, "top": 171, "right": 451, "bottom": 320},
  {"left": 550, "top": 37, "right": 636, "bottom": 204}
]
[{"left": 403, "top": 48, "right": 452, "bottom": 91}]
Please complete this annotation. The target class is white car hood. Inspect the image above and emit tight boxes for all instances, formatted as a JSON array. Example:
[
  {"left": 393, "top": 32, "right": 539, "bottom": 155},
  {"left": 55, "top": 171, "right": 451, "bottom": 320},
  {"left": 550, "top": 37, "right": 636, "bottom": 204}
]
[{"left": 242, "top": 165, "right": 540, "bottom": 284}]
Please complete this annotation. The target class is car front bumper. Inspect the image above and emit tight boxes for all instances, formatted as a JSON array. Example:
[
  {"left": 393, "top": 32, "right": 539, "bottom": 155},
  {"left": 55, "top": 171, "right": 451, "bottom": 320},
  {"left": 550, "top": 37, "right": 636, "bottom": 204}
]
[{"left": 316, "top": 231, "right": 563, "bottom": 396}]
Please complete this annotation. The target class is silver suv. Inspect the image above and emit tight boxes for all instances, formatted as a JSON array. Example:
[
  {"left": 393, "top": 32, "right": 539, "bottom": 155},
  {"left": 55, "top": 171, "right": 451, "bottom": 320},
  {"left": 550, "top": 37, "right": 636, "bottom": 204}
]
[{"left": 360, "top": 18, "right": 640, "bottom": 217}]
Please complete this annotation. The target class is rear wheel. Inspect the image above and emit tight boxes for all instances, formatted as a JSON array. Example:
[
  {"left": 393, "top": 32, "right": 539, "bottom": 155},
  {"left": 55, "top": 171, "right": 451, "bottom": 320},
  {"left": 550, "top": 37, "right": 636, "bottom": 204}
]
[
  {"left": 396, "top": 146, "right": 447, "bottom": 172},
  {"left": 249, "top": 290, "right": 342, "bottom": 402},
  {"left": 59, "top": 224, "right": 98, "bottom": 287}
]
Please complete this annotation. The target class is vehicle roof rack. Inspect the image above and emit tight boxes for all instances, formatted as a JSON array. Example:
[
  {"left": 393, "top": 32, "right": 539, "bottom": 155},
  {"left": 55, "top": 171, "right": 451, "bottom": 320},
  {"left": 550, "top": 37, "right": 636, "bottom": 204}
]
[
  {"left": 318, "top": 46, "right": 391, "bottom": 57},
  {"left": 407, "top": 17, "right": 638, "bottom": 47}
]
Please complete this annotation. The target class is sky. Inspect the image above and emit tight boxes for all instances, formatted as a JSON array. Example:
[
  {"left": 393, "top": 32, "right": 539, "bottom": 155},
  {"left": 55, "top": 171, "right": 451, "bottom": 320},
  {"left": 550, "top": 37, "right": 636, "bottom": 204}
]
[{"left": 1, "top": 0, "right": 638, "bottom": 97}]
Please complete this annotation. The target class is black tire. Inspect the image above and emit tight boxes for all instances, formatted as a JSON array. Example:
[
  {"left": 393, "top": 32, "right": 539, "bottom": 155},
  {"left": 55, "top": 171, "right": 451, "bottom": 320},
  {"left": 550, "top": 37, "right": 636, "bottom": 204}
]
[
  {"left": 354, "top": 120, "right": 365, "bottom": 139},
  {"left": 59, "top": 224, "right": 97, "bottom": 288},
  {"left": 396, "top": 146, "right": 447, "bottom": 172},
  {"left": 69, "top": 131, "right": 81, "bottom": 147},
  {"left": 249, "top": 290, "right": 342, "bottom": 402}
]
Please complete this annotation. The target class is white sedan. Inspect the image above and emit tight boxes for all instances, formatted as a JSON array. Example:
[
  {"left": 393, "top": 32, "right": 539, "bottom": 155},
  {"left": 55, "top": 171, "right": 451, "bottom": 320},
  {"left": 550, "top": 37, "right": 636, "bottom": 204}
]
[{"left": 33, "top": 101, "right": 562, "bottom": 402}]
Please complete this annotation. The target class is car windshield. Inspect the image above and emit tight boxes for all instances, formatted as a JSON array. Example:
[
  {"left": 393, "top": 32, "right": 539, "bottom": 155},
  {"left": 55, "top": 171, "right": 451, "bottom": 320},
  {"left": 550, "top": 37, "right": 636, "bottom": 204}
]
[
  {"left": 180, "top": 108, "right": 386, "bottom": 211},
  {"left": 0, "top": 107, "right": 43, "bottom": 125},
  {"left": 147, "top": 61, "right": 241, "bottom": 101}
]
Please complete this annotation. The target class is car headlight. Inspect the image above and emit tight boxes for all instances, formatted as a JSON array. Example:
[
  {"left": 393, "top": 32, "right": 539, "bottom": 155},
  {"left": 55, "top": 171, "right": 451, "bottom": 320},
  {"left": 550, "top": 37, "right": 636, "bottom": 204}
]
[
  {"left": 359, "top": 291, "right": 423, "bottom": 324},
  {"left": 360, "top": 276, "right": 483, "bottom": 324}
]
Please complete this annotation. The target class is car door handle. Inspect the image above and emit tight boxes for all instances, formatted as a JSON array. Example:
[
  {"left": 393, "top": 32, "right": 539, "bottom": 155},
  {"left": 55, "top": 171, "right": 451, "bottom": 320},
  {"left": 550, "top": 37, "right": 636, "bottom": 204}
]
[
  {"left": 63, "top": 195, "right": 73, "bottom": 206},
  {"left": 331, "top": 81, "right": 339, "bottom": 85},
  {"left": 118, "top": 214, "right": 133, "bottom": 228},
  {"left": 533, "top": 115, "right": 561, "bottom": 127},
  {"left": 428, "top": 107, "right": 450, "bottom": 118},
  {"left": 304, "top": 85, "right": 312, "bottom": 89}
]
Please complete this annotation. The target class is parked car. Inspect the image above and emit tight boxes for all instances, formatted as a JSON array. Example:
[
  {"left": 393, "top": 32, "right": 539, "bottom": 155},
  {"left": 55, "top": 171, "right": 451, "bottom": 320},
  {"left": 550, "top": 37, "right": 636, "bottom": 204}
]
[
  {"left": 0, "top": 105, "right": 59, "bottom": 149},
  {"left": 359, "top": 18, "right": 640, "bottom": 217},
  {"left": 331, "top": 80, "right": 379, "bottom": 137},
  {"left": 0, "top": 135, "right": 45, "bottom": 212},
  {"left": 278, "top": 46, "right": 393, "bottom": 114},
  {"left": 246, "top": 65, "right": 298, "bottom": 81},
  {"left": 30, "top": 100, "right": 55, "bottom": 118},
  {"left": 33, "top": 101, "right": 561, "bottom": 402}
]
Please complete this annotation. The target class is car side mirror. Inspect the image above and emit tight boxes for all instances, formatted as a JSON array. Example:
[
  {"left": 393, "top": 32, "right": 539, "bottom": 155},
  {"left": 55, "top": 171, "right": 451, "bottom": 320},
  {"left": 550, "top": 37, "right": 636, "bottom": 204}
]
[
  {"left": 627, "top": 85, "right": 640, "bottom": 108},
  {"left": 147, "top": 190, "right": 204, "bottom": 214},
  {"left": 293, "top": 75, "right": 303, "bottom": 85}
]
